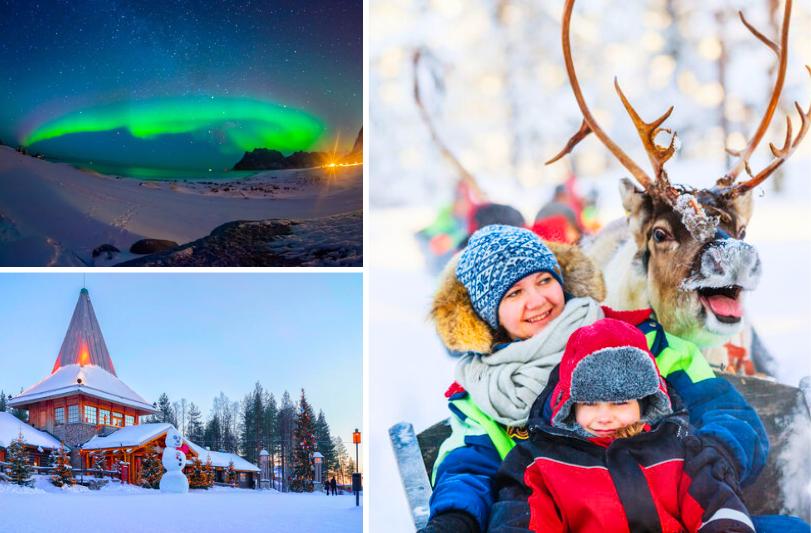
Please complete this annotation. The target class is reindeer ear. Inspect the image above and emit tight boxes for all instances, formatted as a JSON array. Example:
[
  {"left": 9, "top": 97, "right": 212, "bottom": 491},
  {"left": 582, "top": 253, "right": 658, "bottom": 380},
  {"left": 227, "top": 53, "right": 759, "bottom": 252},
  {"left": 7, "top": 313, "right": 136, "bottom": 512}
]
[
  {"left": 544, "top": 240, "right": 606, "bottom": 302},
  {"left": 430, "top": 254, "right": 494, "bottom": 354},
  {"left": 619, "top": 177, "right": 645, "bottom": 216},
  {"left": 729, "top": 189, "right": 753, "bottom": 225}
]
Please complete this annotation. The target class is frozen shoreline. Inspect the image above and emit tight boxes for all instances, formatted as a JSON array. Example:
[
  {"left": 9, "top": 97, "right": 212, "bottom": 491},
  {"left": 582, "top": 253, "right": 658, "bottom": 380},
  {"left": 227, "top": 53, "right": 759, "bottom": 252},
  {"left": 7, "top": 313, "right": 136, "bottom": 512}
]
[{"left": 0, "top": 146, "right": 362, "bottom": 265}]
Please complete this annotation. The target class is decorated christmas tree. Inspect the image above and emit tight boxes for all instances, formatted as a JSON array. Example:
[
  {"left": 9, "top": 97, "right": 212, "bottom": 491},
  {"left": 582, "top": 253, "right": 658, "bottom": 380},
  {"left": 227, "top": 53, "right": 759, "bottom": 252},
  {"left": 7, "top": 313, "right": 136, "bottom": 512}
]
[
  {"left": 187, "top": 457, "right": 207, "bottom": 489},
  {"left": 91, "top": 452, "right": 105, "bottom": 478},
  {"left": 289, "top": 389, "right": 316, "bottom": 492},
  {"left": 50, "top": 443, "right": 74, "bottom": 487},
  {"left": 139, "top": 446, "right": 163, "bottom": 489},
  {"left": 226, "top": 460, "right": 238, "bottom": 488},
  {"left": 7, "top": 432, "right": 33, "bottom": 486},
  {"left": 204, "top": 455, "right": 215, "bottom": 488}
]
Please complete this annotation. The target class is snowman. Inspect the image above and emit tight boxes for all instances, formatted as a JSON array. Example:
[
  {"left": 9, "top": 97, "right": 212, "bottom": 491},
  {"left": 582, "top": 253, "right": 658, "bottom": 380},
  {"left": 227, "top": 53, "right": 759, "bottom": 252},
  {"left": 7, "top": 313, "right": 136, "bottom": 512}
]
[{"left": 159, "top": 428, "right": 189, "bottom": 493}]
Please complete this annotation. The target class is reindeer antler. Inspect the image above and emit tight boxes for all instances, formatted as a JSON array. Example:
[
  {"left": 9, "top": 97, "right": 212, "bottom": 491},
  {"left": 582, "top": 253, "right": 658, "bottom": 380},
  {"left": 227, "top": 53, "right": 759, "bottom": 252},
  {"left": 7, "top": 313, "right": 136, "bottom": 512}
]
[
  {"left": 547, "top": 0, "right": 679, "bottom": 201},
  {"left": 614, "top": 79, "right": 678, "bottom": 183},
  {"left": 718, "top": 0, "right": 809, "bottom": 197}
]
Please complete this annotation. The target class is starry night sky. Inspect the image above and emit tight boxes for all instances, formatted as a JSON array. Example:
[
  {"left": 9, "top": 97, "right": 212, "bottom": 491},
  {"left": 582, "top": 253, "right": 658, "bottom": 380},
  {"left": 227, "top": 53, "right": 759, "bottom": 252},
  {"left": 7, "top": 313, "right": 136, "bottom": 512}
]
[{"left": 0, "top": 0, "right": 361, "bottom": 171}]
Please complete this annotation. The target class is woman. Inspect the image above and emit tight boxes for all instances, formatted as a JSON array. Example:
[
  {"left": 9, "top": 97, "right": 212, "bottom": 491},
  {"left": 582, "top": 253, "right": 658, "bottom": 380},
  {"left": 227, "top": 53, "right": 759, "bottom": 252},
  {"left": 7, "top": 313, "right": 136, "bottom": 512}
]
[{"left": 421, "top": 224, "right": 768, "bottom": 533}]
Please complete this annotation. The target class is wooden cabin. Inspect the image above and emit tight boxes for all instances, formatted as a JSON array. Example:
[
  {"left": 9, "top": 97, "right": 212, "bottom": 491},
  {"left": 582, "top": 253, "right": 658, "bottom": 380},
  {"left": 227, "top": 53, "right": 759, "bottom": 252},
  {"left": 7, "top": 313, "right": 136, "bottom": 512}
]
[
  {"left": 7, "top": 288, "right": 158, "bottom": 458},
  {"left": 0, "top": 411, "right": 67, "bottom": 467},
  {"left": 6, "top": 287, "right": 260, "bottom": 487},
  {"left": 82, "top": 423, "right": 260, "bottom": 487}
]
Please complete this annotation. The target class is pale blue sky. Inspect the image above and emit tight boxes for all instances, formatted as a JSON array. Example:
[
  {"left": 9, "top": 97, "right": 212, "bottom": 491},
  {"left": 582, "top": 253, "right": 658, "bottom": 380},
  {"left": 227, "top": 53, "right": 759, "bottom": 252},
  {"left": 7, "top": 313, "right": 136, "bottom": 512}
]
[{"left": 0, "top": 273, "right": 362, "bottom": 445}]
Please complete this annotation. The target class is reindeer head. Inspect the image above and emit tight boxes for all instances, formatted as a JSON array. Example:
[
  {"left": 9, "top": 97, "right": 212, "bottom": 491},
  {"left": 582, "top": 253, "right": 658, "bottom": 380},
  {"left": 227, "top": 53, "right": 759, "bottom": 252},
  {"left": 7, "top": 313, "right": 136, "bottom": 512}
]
[{"left": 549, "top": 0, "right": 809, "bottom": 347}]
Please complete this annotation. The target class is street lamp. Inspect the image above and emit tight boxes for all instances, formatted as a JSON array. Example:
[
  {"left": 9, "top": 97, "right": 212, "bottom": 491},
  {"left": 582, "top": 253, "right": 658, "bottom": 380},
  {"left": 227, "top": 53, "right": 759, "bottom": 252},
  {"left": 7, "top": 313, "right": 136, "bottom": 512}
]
[
  {"left": 352, "top": 429, "right": 361, "bottom": 471},
  {"left": 352, "top": 429, "right": 362, "bottom": 507}
]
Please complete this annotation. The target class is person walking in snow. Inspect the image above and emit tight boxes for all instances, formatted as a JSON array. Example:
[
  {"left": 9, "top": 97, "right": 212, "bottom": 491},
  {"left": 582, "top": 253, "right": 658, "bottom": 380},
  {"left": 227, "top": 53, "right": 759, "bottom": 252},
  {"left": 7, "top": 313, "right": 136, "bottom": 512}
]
[
  {"left": 489, "top": 318, "right": 758, "bottom": 532},
  {"left": 420, "top": 224, "right": 778, "bottom": 533},
  {"left": 330, "top": 476, "right": 337, "bottom": 495}
]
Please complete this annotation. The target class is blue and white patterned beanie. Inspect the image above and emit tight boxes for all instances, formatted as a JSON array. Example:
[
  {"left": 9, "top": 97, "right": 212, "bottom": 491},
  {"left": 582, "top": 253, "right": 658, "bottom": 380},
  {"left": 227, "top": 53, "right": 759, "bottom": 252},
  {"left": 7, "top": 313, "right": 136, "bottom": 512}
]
[{"left": 456, "top": 224, "right": 564, "bottom": 330}]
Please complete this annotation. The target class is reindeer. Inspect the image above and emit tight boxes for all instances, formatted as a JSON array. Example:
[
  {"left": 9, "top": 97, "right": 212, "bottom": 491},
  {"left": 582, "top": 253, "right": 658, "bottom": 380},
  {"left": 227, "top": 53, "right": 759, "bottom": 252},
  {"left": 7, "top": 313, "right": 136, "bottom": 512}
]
[{"left": 547, "top": 0, "right": 810, "bottom": 374}]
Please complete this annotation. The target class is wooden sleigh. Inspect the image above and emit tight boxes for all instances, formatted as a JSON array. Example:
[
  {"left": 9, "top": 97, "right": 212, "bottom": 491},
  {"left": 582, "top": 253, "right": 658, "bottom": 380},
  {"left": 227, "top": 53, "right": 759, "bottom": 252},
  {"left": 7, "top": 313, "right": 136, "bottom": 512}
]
[{"left": 390, "top": 374, "right": 811, "bottom": 529}]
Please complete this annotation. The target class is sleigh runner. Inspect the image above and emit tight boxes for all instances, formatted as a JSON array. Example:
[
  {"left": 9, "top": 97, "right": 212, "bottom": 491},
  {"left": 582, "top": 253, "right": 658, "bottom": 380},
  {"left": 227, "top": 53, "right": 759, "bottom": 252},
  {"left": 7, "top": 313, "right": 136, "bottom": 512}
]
[{"left": 390, "top": 374, "right": 811, "bottom": 529}]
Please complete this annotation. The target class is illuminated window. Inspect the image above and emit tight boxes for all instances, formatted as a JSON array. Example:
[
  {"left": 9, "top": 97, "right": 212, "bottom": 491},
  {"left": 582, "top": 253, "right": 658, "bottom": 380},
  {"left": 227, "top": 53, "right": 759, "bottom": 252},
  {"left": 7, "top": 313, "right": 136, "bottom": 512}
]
[
  {"left": 125, "top": 415, "right": 134, "bottom": 426},
  {"left": 99, "top": 409, "right": 111, "bottom": 425},
  {"left": 112, "top": 412, "right": 123, "bottom": 427},
  {"left": 55, "top": 407, "right": 65, "bottom": 424},
  {"left": 68, "top": 405, "right": 79, "bottom": 423},
  {"left": 85, "top": 406, "right": 97, "bottom": 424}
]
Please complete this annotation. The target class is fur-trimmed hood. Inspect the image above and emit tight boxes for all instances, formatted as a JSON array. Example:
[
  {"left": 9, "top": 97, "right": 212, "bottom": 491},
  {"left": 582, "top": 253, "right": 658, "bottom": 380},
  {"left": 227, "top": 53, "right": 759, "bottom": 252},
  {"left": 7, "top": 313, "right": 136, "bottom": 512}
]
[{"left": 431, "top": 241, "right": 606, "bottom": 354}]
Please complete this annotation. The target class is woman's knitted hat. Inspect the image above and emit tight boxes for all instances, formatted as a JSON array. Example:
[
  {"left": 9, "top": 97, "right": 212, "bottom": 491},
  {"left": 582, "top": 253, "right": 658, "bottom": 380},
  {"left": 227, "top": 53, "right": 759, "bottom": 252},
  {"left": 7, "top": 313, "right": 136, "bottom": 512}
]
[
  {"left": 549, "top": 318, "right": 672, "bottom": 437},
  {"left": 455, "top": 224, "right": 564, "bottom": 330}
]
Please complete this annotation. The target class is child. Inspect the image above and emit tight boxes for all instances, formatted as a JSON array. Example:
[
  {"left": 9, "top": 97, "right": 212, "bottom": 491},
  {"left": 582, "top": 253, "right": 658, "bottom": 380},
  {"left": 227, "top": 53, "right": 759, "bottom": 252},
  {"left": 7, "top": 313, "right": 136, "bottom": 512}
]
[
  {"left": 489, "top": 318, "right": 755, "bottom": 533},
  {"left": 423, "top": 224, "right": 768, "bottom": 533}
]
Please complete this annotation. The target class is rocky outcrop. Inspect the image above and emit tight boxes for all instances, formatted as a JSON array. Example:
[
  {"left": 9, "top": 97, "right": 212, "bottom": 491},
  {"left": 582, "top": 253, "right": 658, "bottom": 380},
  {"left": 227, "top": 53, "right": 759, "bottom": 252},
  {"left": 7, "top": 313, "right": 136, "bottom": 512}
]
[
  {"left": 232, "top": 149, "right": 328, "bottom": 170},
  {"left": 92, "top": 244, "right": 120, "bottom": 260},
  {"left": 342, "top": 127, "right": 363, "bottom": 164},
  {"left": 129, "top": 238, "right": 179, "bottom": 255},
  {"left": 116, "top": 210, "right": 362, "bottom": 267}
]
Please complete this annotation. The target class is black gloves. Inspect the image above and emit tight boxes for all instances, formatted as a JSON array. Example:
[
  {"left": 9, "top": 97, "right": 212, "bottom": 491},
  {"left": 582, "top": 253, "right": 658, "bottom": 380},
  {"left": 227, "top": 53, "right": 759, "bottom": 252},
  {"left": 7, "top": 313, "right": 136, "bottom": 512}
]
[
  {"left": 419, "top": 511, "right": 481, "bottom": 533},
  {"left": 683, "top": 434, "right": 741, "bottom": 494}
]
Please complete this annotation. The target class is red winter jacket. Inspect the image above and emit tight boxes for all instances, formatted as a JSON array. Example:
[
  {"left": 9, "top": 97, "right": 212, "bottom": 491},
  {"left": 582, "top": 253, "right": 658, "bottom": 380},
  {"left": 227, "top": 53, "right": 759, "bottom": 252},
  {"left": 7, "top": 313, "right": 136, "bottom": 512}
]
[{"left": 488, "top": 365, "right": 755, "bottom": 533}]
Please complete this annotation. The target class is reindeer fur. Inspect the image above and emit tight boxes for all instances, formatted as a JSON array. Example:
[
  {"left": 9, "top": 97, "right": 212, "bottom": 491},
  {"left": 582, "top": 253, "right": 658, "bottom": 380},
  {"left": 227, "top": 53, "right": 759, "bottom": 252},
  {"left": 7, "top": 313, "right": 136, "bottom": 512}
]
[{"left": 586, "top": 178, "right": 757, "bottom": 349}]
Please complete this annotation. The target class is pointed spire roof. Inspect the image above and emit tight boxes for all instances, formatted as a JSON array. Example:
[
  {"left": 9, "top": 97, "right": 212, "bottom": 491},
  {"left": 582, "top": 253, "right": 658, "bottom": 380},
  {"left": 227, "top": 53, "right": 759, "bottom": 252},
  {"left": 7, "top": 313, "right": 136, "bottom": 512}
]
[{"left": 51, "top": 288, "right": 117, "bottom": 376}]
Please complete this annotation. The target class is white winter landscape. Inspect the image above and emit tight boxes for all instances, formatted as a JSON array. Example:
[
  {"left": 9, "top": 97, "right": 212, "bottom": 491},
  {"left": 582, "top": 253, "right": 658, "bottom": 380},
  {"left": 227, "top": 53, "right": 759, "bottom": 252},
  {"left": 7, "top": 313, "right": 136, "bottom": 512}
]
[
  {"left": 0, "top": 476, "right": 362, "bottom": 533},
  {"left": 0, "top": 146, "right": 362, "bottom": 266}
]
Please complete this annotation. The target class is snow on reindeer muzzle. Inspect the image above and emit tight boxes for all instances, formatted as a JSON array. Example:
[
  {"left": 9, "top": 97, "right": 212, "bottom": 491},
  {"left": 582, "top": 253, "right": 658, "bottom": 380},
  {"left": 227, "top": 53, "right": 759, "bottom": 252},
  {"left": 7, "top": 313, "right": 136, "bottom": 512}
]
[{"left": 681, "top": 237, "right": 761, "bottom": 326}]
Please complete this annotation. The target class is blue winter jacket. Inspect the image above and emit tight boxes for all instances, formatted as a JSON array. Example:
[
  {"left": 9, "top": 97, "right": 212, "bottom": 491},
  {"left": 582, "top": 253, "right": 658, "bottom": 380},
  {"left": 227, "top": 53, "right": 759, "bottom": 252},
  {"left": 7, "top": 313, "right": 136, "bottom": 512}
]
[{"left": 427, "top": 309, "right": 769, "bottom": 532}]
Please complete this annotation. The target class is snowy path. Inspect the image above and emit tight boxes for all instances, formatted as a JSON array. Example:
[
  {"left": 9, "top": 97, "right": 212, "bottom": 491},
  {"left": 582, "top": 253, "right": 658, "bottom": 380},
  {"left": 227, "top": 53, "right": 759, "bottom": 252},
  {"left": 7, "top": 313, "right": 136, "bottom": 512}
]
[{"left": 0, "top": 480, "right": 362, "bottom": 533}]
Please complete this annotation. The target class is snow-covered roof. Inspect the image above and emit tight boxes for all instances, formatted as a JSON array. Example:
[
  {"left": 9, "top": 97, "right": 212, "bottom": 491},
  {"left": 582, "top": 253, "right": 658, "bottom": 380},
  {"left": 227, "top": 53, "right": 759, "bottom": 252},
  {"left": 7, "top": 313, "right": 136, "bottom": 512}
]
[
  {"left": 0, "top": 411, "right": 67, "bottom": 450},
  {"left": 52, "top": 288, "right": 117, "bottom": 375},
  {"left": 185, "top": 440, "right": 260, "bottom": 472},
  {"left": 8, "top": 364, "right": 158, "bottom": 414},
  {"left": 81, "top": 424, "right": 259, "bottom": 473},
  {"left": 82, "top": 423, "right": 173, "bottom": 450}
]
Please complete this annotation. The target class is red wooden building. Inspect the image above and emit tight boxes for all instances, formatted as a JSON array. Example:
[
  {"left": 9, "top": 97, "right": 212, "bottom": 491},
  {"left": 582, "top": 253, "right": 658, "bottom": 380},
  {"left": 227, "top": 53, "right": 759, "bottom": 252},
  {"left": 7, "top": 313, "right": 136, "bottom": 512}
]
[
  {"left": 7, "top": 287, "right": 260, "bottom": 486},
  {"left": 7, "top": 288, "right": 158, "bottom": 464}
]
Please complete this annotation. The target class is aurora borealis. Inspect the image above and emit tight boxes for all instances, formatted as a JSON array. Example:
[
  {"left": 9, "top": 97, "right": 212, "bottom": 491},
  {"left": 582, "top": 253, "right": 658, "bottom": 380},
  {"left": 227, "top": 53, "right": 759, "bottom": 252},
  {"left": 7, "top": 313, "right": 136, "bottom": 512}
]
[
  {"left": 22, "top": 97, "right": 325, "bottom": 153},
  {"left": 0, "top": 1, "right": 360, "bottom": 172}
]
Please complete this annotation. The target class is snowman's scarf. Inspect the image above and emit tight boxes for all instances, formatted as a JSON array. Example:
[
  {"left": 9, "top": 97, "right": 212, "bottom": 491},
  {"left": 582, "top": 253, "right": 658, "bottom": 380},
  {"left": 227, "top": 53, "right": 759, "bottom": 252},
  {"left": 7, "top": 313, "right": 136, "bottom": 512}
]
[{"left": 455, "top": 297, "right": 603, "bottom": 428}]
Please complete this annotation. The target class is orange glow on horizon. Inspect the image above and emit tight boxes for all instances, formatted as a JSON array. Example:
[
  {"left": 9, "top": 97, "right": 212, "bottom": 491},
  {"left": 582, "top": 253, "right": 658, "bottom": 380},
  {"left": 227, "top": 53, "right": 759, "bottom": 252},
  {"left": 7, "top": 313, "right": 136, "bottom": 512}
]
[{"left": 320, "top": 161, "right": 362, "bottom": 169}]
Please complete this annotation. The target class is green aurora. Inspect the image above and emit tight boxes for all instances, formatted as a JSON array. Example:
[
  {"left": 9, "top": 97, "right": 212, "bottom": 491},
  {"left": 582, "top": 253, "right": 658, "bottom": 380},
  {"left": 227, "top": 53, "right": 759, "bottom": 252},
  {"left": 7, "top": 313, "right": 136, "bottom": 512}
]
[{"left": 23, "top": 96, "right": 325, "bottom": 152}]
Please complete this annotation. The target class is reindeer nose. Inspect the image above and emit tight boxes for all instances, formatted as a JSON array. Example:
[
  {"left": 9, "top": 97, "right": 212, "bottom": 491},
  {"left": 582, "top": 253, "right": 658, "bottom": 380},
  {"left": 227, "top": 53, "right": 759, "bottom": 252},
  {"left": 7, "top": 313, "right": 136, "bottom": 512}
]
[{"left": 700, "top": 239, "right": 762, "bottom": 289}]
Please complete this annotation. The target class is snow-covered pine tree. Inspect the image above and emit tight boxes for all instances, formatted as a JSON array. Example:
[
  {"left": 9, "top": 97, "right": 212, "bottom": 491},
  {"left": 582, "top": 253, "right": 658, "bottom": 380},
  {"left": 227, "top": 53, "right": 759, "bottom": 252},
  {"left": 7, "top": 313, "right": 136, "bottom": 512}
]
[
  {"left": 314, "top": 410, "right": 337, "bottom": 480},
  {"left": 333, "top": 435, "right": 350, "bottom": 484},
  {"left": 264, "top": 392, "right": 278, "bottom": 485},
  {"left": 0, "top": 389, "right": 6, "bottom": 412},
  {"left": 187, "top": 457, "right": 207, "bottom": 489},
  {"left": 150, "top": 393, "right": 177, "bottom": 426},
  {"left": 139, "top": 446, "right": 163, "bottom": 489},
  {"left": 50, "top": 443, "right": 74, "bottom": 487},
  {"left": 289, "top": 389, "right": 316, "bottom": 492},
  {"left": 187, "top": 402, "right": 204, "bottom": 444},
  {"left": 7, "top": 432, "right": 33, "bottom": 486},
  {"left": 227, "top": 460, "right": 238, "bottom": 487},
  {"left": 204, "top": 455, "right": 215, "bottom": 488},
  {"left": 277, "top": 390, "right": 296, "bottom": 489}
]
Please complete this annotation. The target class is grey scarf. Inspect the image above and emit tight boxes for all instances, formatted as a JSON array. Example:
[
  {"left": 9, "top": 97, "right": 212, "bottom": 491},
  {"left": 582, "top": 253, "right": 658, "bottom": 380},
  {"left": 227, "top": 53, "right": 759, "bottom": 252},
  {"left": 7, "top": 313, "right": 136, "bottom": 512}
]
[{"left": 455, "top": 297, "right": 603, "bottom": 427}]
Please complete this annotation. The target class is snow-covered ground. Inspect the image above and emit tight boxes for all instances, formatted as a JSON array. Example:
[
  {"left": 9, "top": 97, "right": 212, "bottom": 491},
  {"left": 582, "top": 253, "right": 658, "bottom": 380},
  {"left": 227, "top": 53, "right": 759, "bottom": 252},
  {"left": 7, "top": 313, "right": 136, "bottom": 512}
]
[
  {"left": 0, "top": 147, "right": 361, "bottom": 265},
  {"left": 370, "top": 159, "right": 811, "bottom": 531},
  {"left": 0, "top": 476, "right": 362, "bottom": 533}
]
